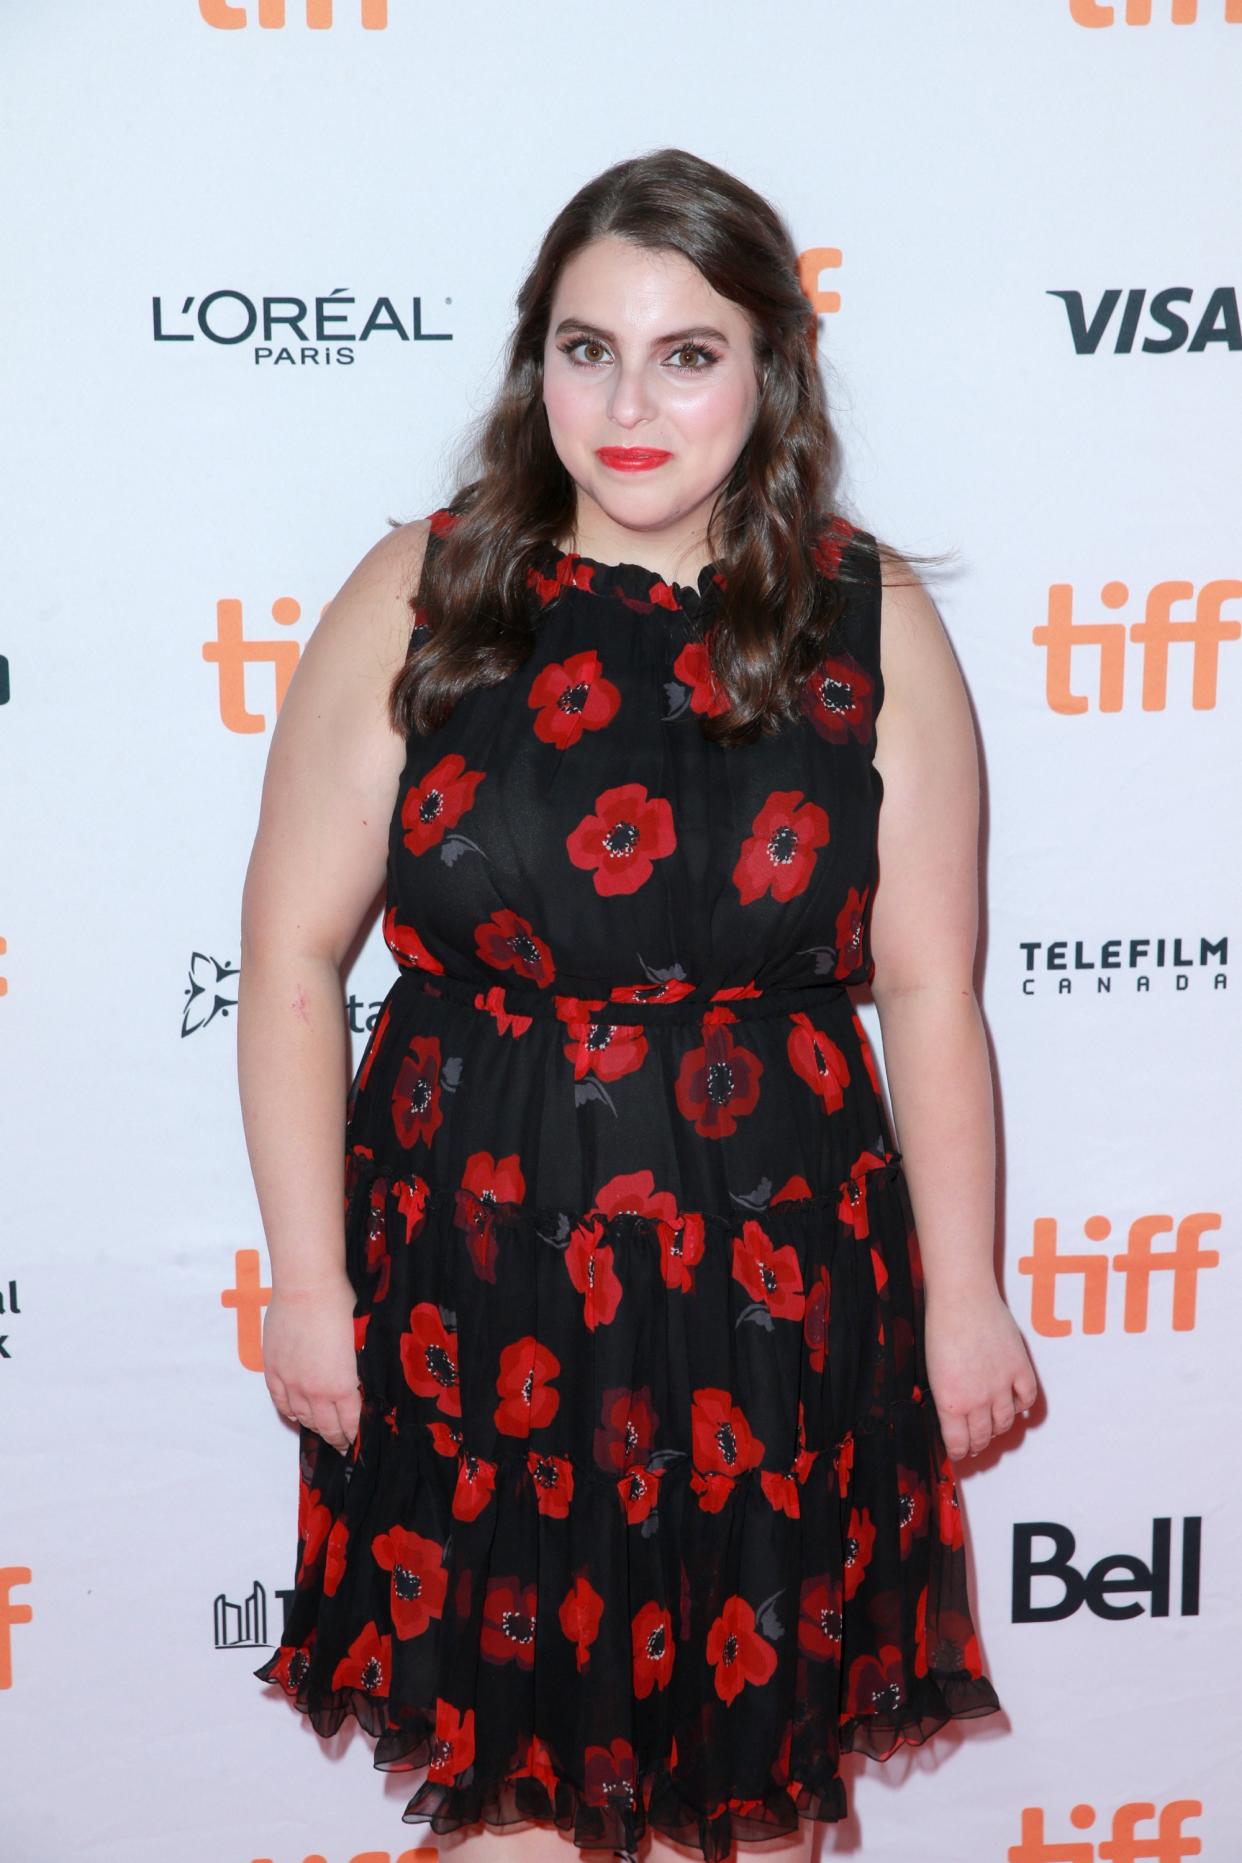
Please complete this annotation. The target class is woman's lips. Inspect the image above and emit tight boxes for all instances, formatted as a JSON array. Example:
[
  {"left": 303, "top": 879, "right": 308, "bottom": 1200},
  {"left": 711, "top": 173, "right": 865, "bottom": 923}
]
[{"left": 596, "top": 447, "right": 672, "bottom": 471}]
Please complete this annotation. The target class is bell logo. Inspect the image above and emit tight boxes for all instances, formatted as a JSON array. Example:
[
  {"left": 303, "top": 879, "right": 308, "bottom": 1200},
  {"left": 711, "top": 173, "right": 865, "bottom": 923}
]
[
  {"left": 1071, "top": 0, "right": 1239, "bottom": 23},
  {"left": 199, "top": 0, "right": 388, "bottom": 27},
  {"left": 1019, "top": 1212, "right": 1220, "bottom": 1335},
  {"left": 203, "top": 596, "right": 313, "bottom": 733},
  {"left": 1014, "top": 1517, "right": 1201, "bottom": 1623},
  {"left": 1008, "top": 1798, "right": 1202, "bottom": 1859},
  {"left": 1032, "top": 579, "right": 1241, "bottom": 712}
]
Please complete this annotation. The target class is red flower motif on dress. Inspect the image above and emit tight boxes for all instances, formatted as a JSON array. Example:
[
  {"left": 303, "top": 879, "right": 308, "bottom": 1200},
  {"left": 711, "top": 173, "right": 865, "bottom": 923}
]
[
  {"left": 583, "top": 1737, "right": 638, "bottom": 1811},
  {"left": 559, "top": 1571, "right": 605, "bottom": 1671},
  {"left": 527, "top": 1447, "right": 575, "bottom": 1517},
  {"left": 494, "top": 1335, "right": 561, "bottom": 1437},
  {"left": 803, "top": 1264, "right": 831, "bottom": 1372},
  {"left": 322, "top": 1516, "right": 349, "bottom": 1597},
  {"left": 607, "top": 976, "right": 697, "bottom": 1006},
  {"left": 566, "top": 782, "right": 676, "bottom": 896},
  {"left": 475, "top": 982, "right": 534, "bottom": 1037},
  {"left": 690, "top": 1387, "right": 765, "bottom": 1513},
  {"left": 294, "top": 1482, "right": 331, "bottom": 1585},
  {"left": 454, "top": 1151, "right": 526, "bottom": 1284},
  {"left": 800, "top": 652, "right": 875, "bottom": 746},
  {"left": 565, "top": 1217, "right": 624, "bottom": 1330},
  {"left": 331, "top": 1620, "right": 391, "bottom": 1695},
  {"left": 835, "top": 885, "right": 869, "bottom": 979},
  {"left": 475, "top": 908, "right": 556, "bottom": 987},
  {"left": 733, "top": 791, "right": 830, "bottom": 906},
  {"left": 838, "top": 1149, "right": 889, "bottom": 1239},
  {"left": 654, "top": 1210, "right": 707, "bottom": 1291},
  {"left": 895, "top": 1461, "right": 929, "bottom": 1559},
  {"left": 393, "top": 1175, "right": 430, "bottom": 1244},
  {"left": 798, "top": 1572, "right": 844, "bottom": 1659},
  {"left": 617, "top": 1463, "right": 663, "bottom": 1524},
  {"left": 558, "top": 1008, "right": 649, "bottom": 1084},
  {"left": 787, "top": 1014, "right": 850, "bottom": 1115},
  {"left": 671, "top": 637, "right": 730, "bottom": 717},
  {"left": 593, "top": 1383, "right": 660, "bottom": 1474},
  {"left": 481, "top": 1575, "right": 537, "bottom": 1667},
  {"left": 528, "top": 648, "right": 622, "bottom": 747},
  {"left": 632, "top": 1600, "right": 675, "bottom": 1697},
  {"left": 452, "top": 1450, "right": 497, "bottom": 1522},
  {"left": 400, "top": 1301, "right": 461, "bottom": 1417},
  {"left": 731, "top": 1220, "right": 806, "bottom": 1321},
  {"left": 362, "top": 1176, "right": 391, "bottom": 1302},
  {"left": 674, "top": 1010, "right": 764, "bottom": 1139},
  {"left": 843, "top": 1503, "right": 877, "bottom": 1600},
  {"left": 391, "top": 1037, "right": 444, "bottom": 1148},
  {"left": 426, "top": 1696, "right": 475, "bottom": 1783},
  {"left": 845, "top": 1643, "right": 906, "bottom": 1719},
  {"left": 706, "top": 1595, "right": 777, "bottom": 1704},
  {"left": 935, "top": 1450, "right": 966, "bottom": 1549},
  {"left": 851, "top": 1006, "right": 882, "bottom": 1097},
  {"left": 401, "top": 752, "right": 486, "bottom": 856},
  {"left": 383, "top": 906, "right": 445, "bottom": 974},
  {"left": 370, "top": 1525, "right": 448, "bottom": 1639},
  {"left": 759, "top": 1468, "right": 802, "bottom": 1517},
  {"left": 812, "top": 513, "right": 856, "bottom": 579},
  {"left": 528, "top": 549, "right": 600, "bottom": 607}
]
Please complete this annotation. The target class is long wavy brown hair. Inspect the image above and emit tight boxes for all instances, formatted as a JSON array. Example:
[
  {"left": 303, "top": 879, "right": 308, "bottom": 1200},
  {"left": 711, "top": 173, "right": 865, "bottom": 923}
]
[{"left": 388, "top": 147, "right": 950, "bottom": 748}]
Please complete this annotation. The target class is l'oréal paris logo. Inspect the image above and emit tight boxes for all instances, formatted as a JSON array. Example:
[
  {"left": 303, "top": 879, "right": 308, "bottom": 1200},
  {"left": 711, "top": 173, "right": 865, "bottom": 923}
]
[
  {"left": 1019, "top": 934, "right": 1227, "bottom": 994},
  {"left": 152, "top": 287, "right": 452, "bottom": 365}
]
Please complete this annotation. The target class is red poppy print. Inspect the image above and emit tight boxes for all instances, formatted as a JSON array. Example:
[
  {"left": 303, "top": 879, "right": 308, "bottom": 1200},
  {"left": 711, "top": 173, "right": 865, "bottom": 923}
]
[
  {"left": 566, "top": 782, "right": 676, "bottom": 896},
  {"left": 294, "top": 1483, "right": 331, "bottom": 1586},
  {"left": 706, "top": 1595, "right": 778, "bottom": 1704},
  {"left": 454, "top": 1151, "right": 526, "bottom": 1284},
  {"left": 812, "top": 512, "right": 855, "bottom": 577},
  {"left": 787, "top": 1014, "right": 850, "bottom": 1116},
  {"left": 399, "top": 1301, "right": 461, "bottom": 1417},
  {"left": 593, "top": 1384, "right": 660, "bottom": 1474},
  {"left": 834, "top": 885, "right": 869, "bottom": 981},
  {"left": 838, "top": 1148, "right": 889, "bottom": 1239},
  {"left": 565, "top": 1218, "right": 624, "bottom": 1330},
  {"left": 452, "top": 1451, "right": 497, "bottom": 1522},
  {"left": 481, "top": 1575, "right": 537, "bottom": 1667},
  {"left": 560, "top": 1572, "right": 605, "bottom": 1671},
  {"left": 671, "top": 637, "right": 730, "bottom": 718},
  {"left": 843, "top": 1503, "right": 877, "bottom": 1600},
  {"left": 733, "top": 791, "right": 830, "bottom": 906},
  {"left": 330, "top": 1620, "right": 391, "bottom": 1696},
  {"left": 476, "top": 982, "right": 534, "bottom": 1038},
  {"left": 654, "top": 1209, "right": 707, "bottom": 1291},
  {"left": 616, "top": 1462, "right": 663, "bottom": 1525},
  {"left": 527, "top": 1447, "right": 575, "bottom": 1517},
  {"left": 474, "top": 908, "right": 556, "bottom": 988},
  {"left": 798, "top": 1573, "right": 844, "bottom": 1659},
  {"left": 558, "top": 1008, "right": 648, "bottom": 1085},
  {"left": 370, "top": 1525, "right": 448, "bottom": 1639},
  {"left": 583, "top": 1737, "right": 638, "bottom": 1811},
  {"left": 691, "top": 1387, "right": 765, "bottom": 1484},
  {"left": 401, "top": 752, "right": 486, "bottom": 857},
  {"left": 675, "top": 1011, "right": 764, "bottom": 1139},
  {"left": 383, "top": 906, "right": 446, "bottom": 974},
  {"left": 935, "top": 1450, "right": 966, "bottom": 1550},
  {"left": 426, "top": 1696, "right": 474, "bottom": 1783},
  {"left": 493, "top": 1336, "right": 561, "bottom": 1437},
  {"left": 391, "top": 1037, "right": 444, "bottom": 1148},
  {"left": 528, "top": 648, "right": 621, "bottom": 747},
  {"left": 632, "top": 1600, "right": 675, "bottom": 1697},
  {"left": 800, "top": 651, "right": 875, "bottom": 746},
  {"left": 731, "top": 1220, "right": 805, "bottom": 1322},
  {"left": 895, "top": 1462, "right": 929, "bottom": 1559},
  {"left": 322, "top": 1517, "right": 348, "bottom": 1597},
  {"left": 803, "top": 1264, "right": 831, "bottom": 1372}
]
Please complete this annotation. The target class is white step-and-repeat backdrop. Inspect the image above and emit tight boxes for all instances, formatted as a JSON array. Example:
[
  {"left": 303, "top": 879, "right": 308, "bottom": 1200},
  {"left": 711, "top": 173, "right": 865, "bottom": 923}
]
[{"left": 4, "top": 3, "right": 1238, "bottom": 1860}]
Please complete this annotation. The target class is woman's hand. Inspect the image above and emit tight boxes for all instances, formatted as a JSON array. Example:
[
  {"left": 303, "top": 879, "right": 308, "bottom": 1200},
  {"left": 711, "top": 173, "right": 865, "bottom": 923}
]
[
  {"left": 261, "top": 1273, "right": 362, "bottom": 1457},
  {"left": 923, "top": 1285, "right": 1038, "bottom": 1462}
]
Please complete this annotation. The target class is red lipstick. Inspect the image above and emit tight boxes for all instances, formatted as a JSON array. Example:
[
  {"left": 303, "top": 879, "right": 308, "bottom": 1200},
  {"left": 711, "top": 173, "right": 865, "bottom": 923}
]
[{"left": 596, "top": 446, "right": 672, "bottom": 472}]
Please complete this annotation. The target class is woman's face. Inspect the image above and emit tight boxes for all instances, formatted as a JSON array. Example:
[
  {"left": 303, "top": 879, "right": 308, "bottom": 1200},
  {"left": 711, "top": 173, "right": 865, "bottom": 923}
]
[{"left": 541, "top": 235, "right": 762, "bottom": 555}]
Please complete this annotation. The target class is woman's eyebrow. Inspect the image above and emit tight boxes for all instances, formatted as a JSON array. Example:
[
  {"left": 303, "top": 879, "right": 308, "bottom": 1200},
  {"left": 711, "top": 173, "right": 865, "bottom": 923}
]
[{"left": 552, "top": 318, "right": 732, "bottom": 348}]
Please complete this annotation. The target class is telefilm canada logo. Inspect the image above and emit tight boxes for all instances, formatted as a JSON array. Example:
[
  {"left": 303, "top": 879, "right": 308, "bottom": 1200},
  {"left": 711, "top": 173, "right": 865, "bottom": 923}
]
[
  {"left": 1019, "top": 935, "right": 1226, "bottom": 994},
  {"left": 182, "top": 950, "right": 390, "bottom": 1039},
  {"left": 151, "top": 288, "right": 452, "bottom": 366}
]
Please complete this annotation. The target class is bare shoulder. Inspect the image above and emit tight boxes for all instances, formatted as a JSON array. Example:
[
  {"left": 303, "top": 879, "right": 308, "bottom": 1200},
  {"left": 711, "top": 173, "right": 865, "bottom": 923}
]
[{"left": 311, "top": 515, "right": 433, "bottom": 682}]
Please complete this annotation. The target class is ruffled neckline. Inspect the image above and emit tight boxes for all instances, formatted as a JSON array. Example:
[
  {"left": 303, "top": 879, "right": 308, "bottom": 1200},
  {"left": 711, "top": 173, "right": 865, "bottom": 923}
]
[{"left": 529, "top": 539, "right": 726, "bottom": 622}]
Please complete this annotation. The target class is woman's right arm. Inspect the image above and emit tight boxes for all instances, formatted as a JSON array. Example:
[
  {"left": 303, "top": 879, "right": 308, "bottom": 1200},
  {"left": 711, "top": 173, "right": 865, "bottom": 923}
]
[{"left": 237, "top": 517, "right": 431, "bottom": 1455}]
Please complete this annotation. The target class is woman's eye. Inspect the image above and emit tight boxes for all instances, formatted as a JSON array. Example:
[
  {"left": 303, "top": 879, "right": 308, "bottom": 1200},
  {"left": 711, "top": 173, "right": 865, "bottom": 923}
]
[{"left": 558, "top": 337, "right": 720, "bottom": 372}]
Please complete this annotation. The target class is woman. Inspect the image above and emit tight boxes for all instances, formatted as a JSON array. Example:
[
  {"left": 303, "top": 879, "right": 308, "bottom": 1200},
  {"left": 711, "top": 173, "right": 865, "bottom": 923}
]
[{"left": 244, "top": 148, "right": 1037, "bottom": 1862}]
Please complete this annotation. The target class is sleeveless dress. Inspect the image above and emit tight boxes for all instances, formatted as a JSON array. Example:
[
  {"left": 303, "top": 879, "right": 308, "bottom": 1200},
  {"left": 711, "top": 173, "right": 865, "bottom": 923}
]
[{"left": 253, "top": 508, "right": 1002, "bottom": 1861}]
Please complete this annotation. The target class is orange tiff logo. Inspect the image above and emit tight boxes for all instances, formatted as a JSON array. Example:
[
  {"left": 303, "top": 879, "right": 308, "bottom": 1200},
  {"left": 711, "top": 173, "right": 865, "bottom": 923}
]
[
  {"left": 1032, "top": 578, "right": 1240, "bottom": 712},
  {"left": 1071, "top": 0, "right": 1239, "bottom": 20},
  {"left": 0, "top": 1568, "right": 33, "bottom": 1688},
  {"left": 200, "top": 0, "right": 388, "bottom": 27},
  {"left": 223, "top": 1249, "right": 270, "bottom": 1369},
  {"left": 203, "top": 596, "right": 319, "bottom": 732},
  {"left": 1019, "top": 1211, "right": 1220, "bottom": 1335},
  {"left": 1008, "top": 1800, "right": 1202, "bottom": 1861}
]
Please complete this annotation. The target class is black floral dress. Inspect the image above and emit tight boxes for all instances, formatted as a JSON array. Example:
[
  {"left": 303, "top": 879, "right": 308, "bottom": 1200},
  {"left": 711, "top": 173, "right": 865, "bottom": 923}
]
[{"left": 253, "top": 508, "right": 1001, "bottom": 1861}]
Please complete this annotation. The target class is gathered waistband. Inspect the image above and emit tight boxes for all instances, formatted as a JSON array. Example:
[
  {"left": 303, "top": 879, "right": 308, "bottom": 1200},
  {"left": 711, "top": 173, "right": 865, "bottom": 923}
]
[{"left": 394, "top": 966, "right": 850, "bottom": 1027}]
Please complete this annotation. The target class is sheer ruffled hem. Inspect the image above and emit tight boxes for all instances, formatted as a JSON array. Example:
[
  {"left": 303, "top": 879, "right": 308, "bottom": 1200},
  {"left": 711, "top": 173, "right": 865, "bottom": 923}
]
[{"left": 250, "top": 1658, "right": 999, "bottom": 1861}]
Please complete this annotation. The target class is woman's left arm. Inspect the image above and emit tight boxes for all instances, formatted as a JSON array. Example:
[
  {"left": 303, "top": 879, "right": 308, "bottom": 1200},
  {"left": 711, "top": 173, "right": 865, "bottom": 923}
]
[{"left": 868, "top": 559, "right": 1039, "bottom": 1460}]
